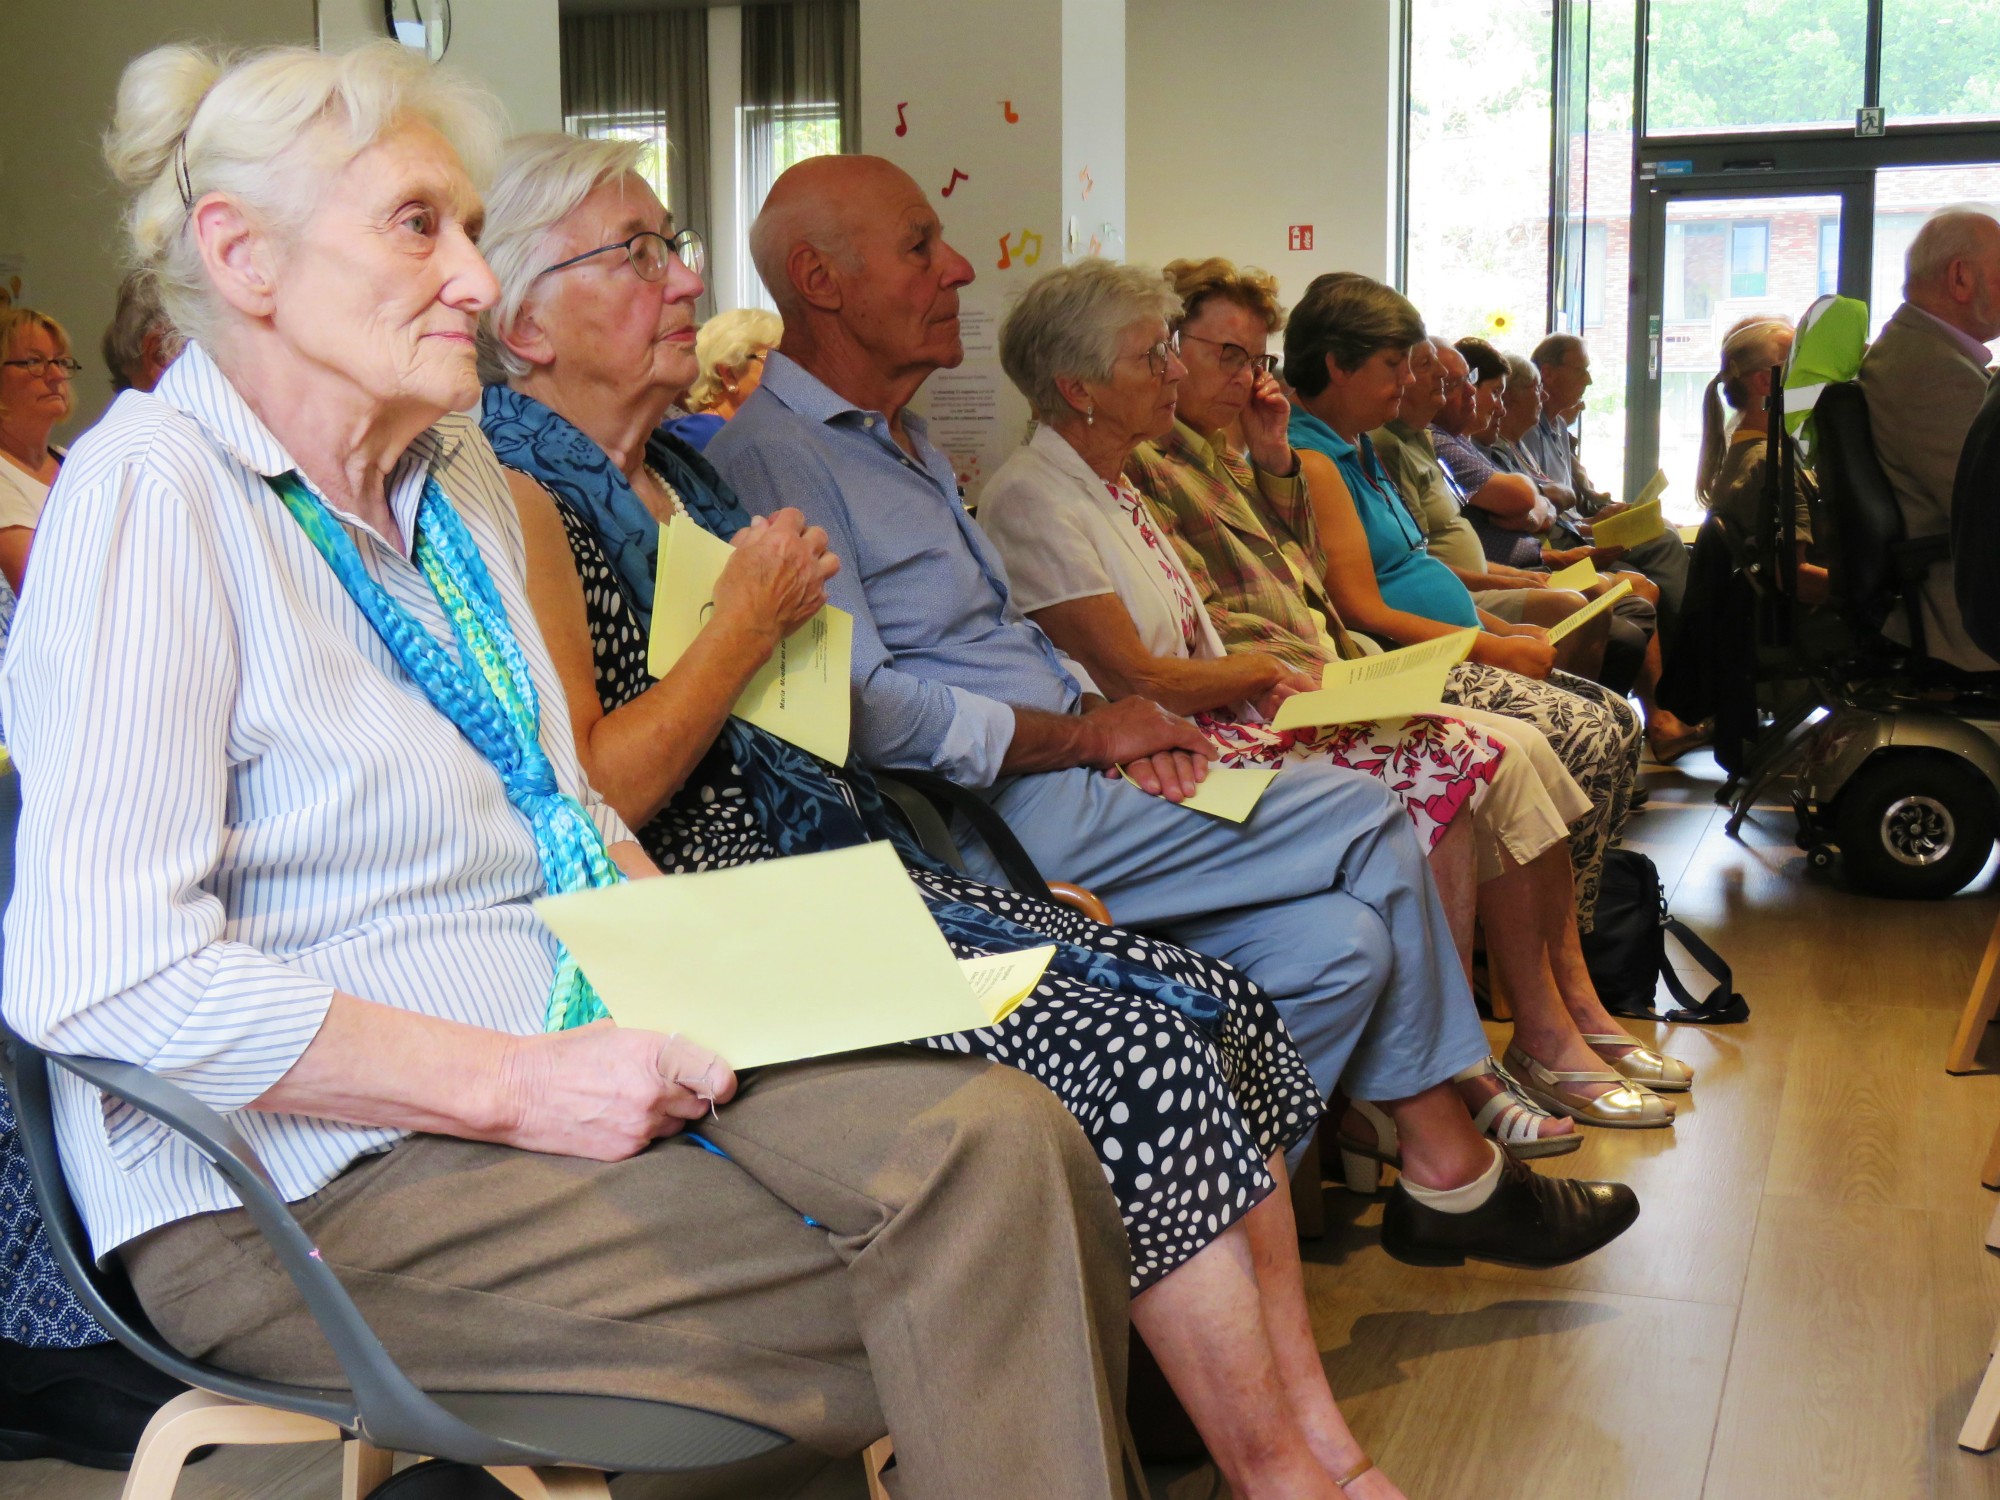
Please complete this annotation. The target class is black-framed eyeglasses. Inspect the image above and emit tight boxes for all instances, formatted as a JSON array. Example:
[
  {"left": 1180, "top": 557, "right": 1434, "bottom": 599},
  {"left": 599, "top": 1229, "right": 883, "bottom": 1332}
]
[
  {"left": 1179, "top": 331, "right": 1278, "bottom": 378},
  {"left": 1, "top": 357, "right": 81, "bottom": 380},
  {"left": 536, "top": 228, "right": 706, "bottom": 284}
]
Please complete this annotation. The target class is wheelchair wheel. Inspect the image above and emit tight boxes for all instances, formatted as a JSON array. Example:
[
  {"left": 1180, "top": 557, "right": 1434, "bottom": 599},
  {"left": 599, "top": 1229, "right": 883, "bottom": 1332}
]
[{"left": 1833, "top": 753, "right": 1998, "bottom": 899}]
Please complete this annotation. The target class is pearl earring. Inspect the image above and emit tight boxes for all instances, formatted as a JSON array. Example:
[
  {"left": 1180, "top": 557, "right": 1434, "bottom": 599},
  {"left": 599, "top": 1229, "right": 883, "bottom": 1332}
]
[{"left": 1085, "top": 406, "right": 1096, "bottom": 427}]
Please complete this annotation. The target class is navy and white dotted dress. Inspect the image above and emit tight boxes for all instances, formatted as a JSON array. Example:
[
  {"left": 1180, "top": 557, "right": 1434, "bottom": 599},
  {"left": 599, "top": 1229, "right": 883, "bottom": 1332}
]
[{"left": 557, "top": 504, "right": 1323, "bottom": 1291}]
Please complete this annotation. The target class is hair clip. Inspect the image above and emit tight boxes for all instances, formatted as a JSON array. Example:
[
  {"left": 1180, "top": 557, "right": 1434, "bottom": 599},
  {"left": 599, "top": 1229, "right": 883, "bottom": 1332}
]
[{"left": 173, "top": 133, "right": 194, "bottom": 211}]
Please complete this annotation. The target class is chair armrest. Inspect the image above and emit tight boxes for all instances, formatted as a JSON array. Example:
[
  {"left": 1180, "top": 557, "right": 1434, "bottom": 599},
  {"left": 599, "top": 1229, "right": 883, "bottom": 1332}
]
[
  {"left": 36, "top": 1051, "right": 507, "bottom": 1461},
  {"left": 1893, "top": 533, "right": 1951, "bottom": 580},
  {"left": 1045, "top": 883, "right": 1112, "bottom": 924}
]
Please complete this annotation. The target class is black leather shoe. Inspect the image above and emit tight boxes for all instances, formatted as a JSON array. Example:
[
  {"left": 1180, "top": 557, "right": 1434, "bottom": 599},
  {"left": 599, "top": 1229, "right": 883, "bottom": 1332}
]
[
  {"left": 0, "top": 1338, "right": 190, "bottom": 1469},
  {"left": 1378, "top": 1153, "right": 1639, "bottom": 1269}
]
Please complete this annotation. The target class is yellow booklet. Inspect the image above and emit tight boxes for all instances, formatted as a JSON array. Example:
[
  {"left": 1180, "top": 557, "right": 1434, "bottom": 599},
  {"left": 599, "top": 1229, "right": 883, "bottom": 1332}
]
[
  {"left": 1270, "top": 627, "right": 1478, "bottom": 732},
  {"left": 1120, "top": 764, "right": 1278, "bottom": 823},
  {"left": 1545, "top": 557, "right": 1598, "bottom": 592},
  {"left": 536, "top": 843, "right": 1052, "bottom": 1068},
  {"left": 647, "top": 518, "right": 854, "bottom": 766},
  {"left": 1545, "top": 577, "right": 1633, "bottom": 644},
  {"left": 1591, "top": 498, "right": 1665, "bottom": 550}
]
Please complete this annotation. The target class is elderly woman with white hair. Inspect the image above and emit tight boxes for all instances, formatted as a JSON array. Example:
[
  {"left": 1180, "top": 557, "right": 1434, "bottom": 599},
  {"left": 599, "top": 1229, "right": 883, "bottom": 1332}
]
[
  {"left": 668, "top": 305, "right": 781, "bottom": 451},
  {"left": 0, "top": 44, "right": 1149, "bottom": 1498},
  {"left": 474, "top": 130, "right": 1438, "bottom": 1500},
  {"left": 982, "top": 259, "right": 1680, "bottom": 1149},
  {"left": 1698, "top": 317, "right": 1826, "bottom": 604}
]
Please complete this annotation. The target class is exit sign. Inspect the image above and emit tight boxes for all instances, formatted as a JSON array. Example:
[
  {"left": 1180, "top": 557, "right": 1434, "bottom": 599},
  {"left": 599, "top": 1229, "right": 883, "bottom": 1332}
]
[{"left": 1288, "top": 224, "right": 1314, "bottom": 251}]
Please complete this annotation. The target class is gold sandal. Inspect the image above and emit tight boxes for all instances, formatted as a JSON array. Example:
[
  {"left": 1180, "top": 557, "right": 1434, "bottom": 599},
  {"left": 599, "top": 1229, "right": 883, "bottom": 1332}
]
[
  {"left": 1337, "top": 1455, "right": 1375, "bottom": 1491},
  {"left": 1582, "top": 1032, "right": 1694, "bottom": 1092},
  {"left": 1501, "top": 1043, "right": 1675, "bottom": 1129}
]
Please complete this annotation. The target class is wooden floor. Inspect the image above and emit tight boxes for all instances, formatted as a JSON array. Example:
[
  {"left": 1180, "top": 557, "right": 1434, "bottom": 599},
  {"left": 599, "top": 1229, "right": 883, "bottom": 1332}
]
[{"left": 7, "top": 752, "right": 2000, "bottom": 1500}]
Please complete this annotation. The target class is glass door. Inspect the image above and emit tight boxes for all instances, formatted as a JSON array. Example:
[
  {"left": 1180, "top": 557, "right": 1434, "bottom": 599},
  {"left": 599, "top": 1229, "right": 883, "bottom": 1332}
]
[{"left": 1628, "top": 181, "right": 1867, "bottom": 523}]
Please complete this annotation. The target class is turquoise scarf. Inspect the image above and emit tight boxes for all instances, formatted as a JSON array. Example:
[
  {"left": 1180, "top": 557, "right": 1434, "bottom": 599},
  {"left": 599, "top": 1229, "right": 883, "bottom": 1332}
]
[{"left": 266, "top": 470, "right": 621, "bottom": 1032}]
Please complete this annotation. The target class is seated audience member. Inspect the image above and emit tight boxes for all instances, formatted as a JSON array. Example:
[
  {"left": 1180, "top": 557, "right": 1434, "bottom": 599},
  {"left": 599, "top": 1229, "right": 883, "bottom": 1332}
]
[
  {"left": 100, "top": 268, "right": 183, "bottom": 395},
  {"left": 709, "top": 154, "right": 1640, "bottom": 1270},
  {"left": 478, "top": 133, "right": 1394, "bottom": 1500},
  {"left": 668, "top": 304, "right": 780, "bottom": 451},
  {"left": 1263, "top": 274, "right": 1644, "bottom": 929},
  {"left": 1528, "top": 334, "right": 1691, "bottom": 630},
  {"left": 1856, "top": 207, "right": 2000, "bottom": 672},
  {"left": 982, "top": 258, "right": 1681, "bottom": 1133},
  {"left": 1432, "top": 337, "right": 1556, "bottom": 572},
  {"left": 1697, "top": 318, "right": 1827, "bottom": 605},
  {"left": 3, "top": 45, "right": 1146, "bottom": 1499},
  {"left": 0, "top": 307, "right": 74, "bottom": 600}
]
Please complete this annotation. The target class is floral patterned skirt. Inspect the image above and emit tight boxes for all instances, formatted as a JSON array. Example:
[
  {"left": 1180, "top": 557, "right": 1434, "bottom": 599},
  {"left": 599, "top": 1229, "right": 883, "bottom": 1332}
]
[{"left": 1195, "top": 711, "right": 1505, "bottom": 854}]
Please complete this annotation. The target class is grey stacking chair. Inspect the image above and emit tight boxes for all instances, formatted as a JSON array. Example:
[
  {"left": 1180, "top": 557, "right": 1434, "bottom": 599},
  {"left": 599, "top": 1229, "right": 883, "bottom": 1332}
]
[{"left": 0, "top": 766, "right": 900, "bottom": 1498}]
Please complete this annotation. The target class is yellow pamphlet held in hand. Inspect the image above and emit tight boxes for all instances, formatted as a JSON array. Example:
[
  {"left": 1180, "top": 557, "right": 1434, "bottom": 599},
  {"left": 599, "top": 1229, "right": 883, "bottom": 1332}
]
[
  {"left": 1545, "top": 578, "right": 1632, "bottom": 644},
  {"left": 1119, "top": 764, "right": 1278, "bottom": 822},
  {"left": 1271, "top": 627, "right": 1478, "bottom": 732},
  {"left": 1590, "top": 499, "right": 1665, "bottom": 551},
  {"left": 535, "top": 843, "right": 1051, "bottom": 1068},
  {"left": 648, "top": 517, "right": 853, "bottom": 765},
  {"left": 1545, "top": 557, "right": 1598, "bottom": 592}
]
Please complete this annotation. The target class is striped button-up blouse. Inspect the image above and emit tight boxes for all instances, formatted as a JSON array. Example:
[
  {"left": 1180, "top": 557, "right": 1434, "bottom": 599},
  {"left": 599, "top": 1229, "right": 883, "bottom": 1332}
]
[{"left": 0, "top": 342, "right": 632, "bottom": 1256}]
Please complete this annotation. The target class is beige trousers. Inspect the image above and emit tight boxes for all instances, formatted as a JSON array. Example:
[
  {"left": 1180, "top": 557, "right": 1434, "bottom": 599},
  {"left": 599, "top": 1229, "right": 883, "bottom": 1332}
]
[
  {"left": 123, "top": 1052, "right": 1134, "bottom": 1500},
  {"left": 1447, "top": 703, "right": 1594, "bottom": 882}
]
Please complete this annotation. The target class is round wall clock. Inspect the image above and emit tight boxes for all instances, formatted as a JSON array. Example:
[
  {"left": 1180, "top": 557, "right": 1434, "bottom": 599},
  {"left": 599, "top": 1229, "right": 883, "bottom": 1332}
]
[{"left": 384, "top": 0, "right": 451, "bottom": 63}]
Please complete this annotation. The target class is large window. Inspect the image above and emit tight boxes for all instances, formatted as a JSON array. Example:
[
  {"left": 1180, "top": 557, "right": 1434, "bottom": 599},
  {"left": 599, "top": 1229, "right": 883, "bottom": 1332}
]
[
  {"left": 1643, "top": 0, "right": 1868, "bottom": 136},
  {"left": 1880, "top": 0, "right": 2000, "bottom": 126},
  {"left": 1404, "top": 0, "right": 1555, "bottom": 347},
  {"left": 1869, "top": 163, "right": 2000, "bottom": 348}
]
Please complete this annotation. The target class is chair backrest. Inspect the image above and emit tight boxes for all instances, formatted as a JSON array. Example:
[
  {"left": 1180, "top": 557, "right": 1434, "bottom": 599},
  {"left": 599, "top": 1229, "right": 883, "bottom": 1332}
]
[
  {"left": 1811, "top": 381, "right": 1910, "bottom": 639},
  {"left": 1953, "top": 384, "right": 2000, "bottom": 662}
]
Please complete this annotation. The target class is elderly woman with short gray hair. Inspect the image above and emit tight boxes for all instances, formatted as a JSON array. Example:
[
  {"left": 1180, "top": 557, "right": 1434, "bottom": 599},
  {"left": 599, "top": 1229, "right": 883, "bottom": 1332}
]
[{"left": 0, "top": 44, "right": 1149, "bottom": 1498}]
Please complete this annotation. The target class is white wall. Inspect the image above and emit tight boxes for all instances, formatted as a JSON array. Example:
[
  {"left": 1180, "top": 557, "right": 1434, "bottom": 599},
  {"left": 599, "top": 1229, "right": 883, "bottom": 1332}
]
[
  {"left": 859, "top": 0, "right": 1126, "bottom": 501},
  {"left": 2, "top": 0, "right": 316, "bottom": 438},
  {"left": 1126, "top": 0, "right": 1401, "bottom": 304},
  {"left": 319, "top": 0, "right": 562, "bottom": 133}
]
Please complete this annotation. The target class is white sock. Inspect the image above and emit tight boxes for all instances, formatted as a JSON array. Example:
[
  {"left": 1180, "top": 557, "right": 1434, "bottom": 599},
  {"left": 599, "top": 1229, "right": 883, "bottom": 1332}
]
[{"left": 1402, "top": 1142, "right": 1505, "bottom": 1213}]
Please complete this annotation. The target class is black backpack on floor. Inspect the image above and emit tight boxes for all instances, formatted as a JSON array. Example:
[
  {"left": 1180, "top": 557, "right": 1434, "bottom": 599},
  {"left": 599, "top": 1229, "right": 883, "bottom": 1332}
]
[{"left": 1582, "top": 849, "right": 1750, "bottom": 1024}]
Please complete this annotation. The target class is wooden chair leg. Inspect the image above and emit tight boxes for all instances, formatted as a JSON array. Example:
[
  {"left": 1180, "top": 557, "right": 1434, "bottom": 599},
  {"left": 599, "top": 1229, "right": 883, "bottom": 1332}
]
[
  {"left": 863, "top": 1437, "right": 895, "bottom": 1500},
  {"left": 487, "top": 1468, "right": 613, "bottom": 1499},
  {"left": 1984, "top": 1115, "right": 2000, "bottom": 1192},
  {"left": 1960, "top": 1315, "right": 2000, "bottom": 1452},
  {"left": 342, "top": 1440, "right": 397, "bottom": 1500},
  {"left": 1950, "top": 908, "right": 2000, "bottom": 1073},
  {"left": 120, "top": 1390, "right": 343, "bottom": 1500},
  {"left": 1987, "top": 1195, "right": 2000, "bottom": 1253}
]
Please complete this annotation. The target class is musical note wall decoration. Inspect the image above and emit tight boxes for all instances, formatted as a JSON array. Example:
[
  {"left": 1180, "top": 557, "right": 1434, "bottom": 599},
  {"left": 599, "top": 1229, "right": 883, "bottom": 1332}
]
[
  {"left": 997, "top": 232, "right": 1012, "bottom": 270},
  {"left": 1001, "top": 100, "right": 1020, "bottom": 123},
  {"left": 1078, "top": 166, "right": 1094, "bottom": 200},
  {"left": 1017, "top": 229, "right": 1043, "bottom": 266},
  {"left": 894, "top": 102, "right": 910, "bottom": 137},
  {"left": 996, "top": 229, "right": 1045, "bottom": 270},
  {"left": 941, "top": 167, "right": 970, "bottom": 197}
]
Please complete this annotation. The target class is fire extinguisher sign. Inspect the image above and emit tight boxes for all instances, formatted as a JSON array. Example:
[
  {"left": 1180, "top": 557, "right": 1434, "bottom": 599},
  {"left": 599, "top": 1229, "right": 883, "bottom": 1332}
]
[{"left": 1288, "top": 225, "right": 1314, "bottom": 252}]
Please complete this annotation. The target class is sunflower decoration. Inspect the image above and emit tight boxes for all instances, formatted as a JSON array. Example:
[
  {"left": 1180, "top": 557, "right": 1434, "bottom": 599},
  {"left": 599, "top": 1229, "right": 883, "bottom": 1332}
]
[{"left": 1482, "top": 308, "right": 1516, "bottom": 340}]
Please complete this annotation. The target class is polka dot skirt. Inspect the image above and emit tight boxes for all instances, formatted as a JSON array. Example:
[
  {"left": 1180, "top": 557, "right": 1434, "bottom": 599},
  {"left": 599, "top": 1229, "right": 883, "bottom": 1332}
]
[{"left": 560, "top": 505, "right": 1323, "bottom": 1291}]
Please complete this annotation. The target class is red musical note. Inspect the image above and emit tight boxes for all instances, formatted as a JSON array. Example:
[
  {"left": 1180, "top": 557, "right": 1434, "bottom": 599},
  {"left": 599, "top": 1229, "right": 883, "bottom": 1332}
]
[
  {"left": 1001, "top": 100, "right": 1020, "bottom": 124},
  {"left": 894, "top": 102, "right": 909, "bottom": 137},
  {"left": 997, "top": 231, "right": 1013, "bottom": 270},
  {"left": 942, "top": 168, "right": 969, "bottom": 197}
]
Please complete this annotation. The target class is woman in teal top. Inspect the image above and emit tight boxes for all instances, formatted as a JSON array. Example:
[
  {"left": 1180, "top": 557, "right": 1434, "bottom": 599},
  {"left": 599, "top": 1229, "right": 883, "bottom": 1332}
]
[{"left": 1287, "top": 406, "right": 1480, "bottom": 628}]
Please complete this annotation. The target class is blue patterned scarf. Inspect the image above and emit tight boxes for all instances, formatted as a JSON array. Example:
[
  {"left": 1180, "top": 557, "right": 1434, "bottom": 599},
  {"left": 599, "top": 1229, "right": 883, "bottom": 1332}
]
[
  {"left": 477, "top": 386, "right": 1224, "bottom": 1031},
  {"left": 266, "top": 470, "right": 619, "bottom": 1032}
]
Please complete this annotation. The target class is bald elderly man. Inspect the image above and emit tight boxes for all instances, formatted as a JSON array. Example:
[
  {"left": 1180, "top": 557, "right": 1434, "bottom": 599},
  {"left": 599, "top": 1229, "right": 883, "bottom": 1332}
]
[
  {"left": 1858, "top": 207, "right": 2000, "bottom": 673},
  {"left": 708, "top": 154, "right": 1638, "bottom": 1272}
]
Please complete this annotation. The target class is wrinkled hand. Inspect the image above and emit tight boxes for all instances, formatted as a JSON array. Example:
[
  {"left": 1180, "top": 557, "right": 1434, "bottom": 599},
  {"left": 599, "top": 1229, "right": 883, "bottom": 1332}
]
[
  {"left": 1252, "top": 665, "right": 1319, "bottom": 723},
  {"left": 1081, "top": 697, "right": 1215, "bottom": 801},
  {"left": 1592, "top": 500, "right": 1631, "bottom": 519},
  {"left": 1242, "top": 370, "right": 1297, "bottom": 475},
  {"left": 1506, "top": 622, "right": 1552, "bottom": 644},
  {"left": 497, "top": 1023, "right": 738, "bottom": 1161},
  {"left": 1484, "top": 634, "right": 1557, "bottom": 681},
  {"left": 713, "top": 509, "right": 839, "bottom": 644}
]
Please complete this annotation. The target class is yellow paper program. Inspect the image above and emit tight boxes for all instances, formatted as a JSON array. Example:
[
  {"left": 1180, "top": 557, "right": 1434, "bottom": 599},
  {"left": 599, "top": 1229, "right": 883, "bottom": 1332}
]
[
  {"left": 1270, "top": 627, "right": 1478, "bottom": 732},
  {"left": 1119, "top": 764, "right": 1278, "bottom": 822},
  {"left": 647, "top": 517, "right": 854, "bottom": 766},
  {"left": 1590, "top": 498, "right": 1665, "bottom": 551},
  {"left": 535, "top": 843, "right": 1050, "bottom": 1068},
  {"left": 1544, "top": 557, "right": 1598, "bottom": 592},
  {"left": 1545, "top": 578, "right": 1633, "bottom": 644}
]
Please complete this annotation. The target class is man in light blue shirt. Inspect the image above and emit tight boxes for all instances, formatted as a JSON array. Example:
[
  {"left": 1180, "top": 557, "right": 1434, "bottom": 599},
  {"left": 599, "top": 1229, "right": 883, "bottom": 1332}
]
[{"left": 710, "top": 154, "right": 1639, "bottom": 1269}]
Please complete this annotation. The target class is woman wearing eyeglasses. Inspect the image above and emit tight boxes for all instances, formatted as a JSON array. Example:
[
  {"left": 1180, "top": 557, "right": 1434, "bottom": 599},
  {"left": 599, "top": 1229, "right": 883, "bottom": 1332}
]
[{"left": 0, "top": 307, "right": 78, "bottom": 597}]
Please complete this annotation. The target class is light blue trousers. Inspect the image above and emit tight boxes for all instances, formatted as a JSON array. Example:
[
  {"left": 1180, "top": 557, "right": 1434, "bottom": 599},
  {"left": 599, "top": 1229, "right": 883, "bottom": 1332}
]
[{"left": 959, "top": 758, "right": 1489, "bottom": 1109}]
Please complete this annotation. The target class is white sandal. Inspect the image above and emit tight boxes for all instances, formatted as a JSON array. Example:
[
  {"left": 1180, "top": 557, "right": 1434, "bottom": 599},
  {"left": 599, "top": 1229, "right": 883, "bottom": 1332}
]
[{"left": 1334, "top": 1057, "right": 1581, "bottom": 1193}]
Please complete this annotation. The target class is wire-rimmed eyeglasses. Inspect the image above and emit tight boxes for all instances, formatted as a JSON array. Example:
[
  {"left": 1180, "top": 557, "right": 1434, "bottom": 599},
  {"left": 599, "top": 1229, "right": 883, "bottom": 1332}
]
[
  {"left": 1, "top": 356, "right": 82, "bottom": 381},
  {"left": 1179, "top": 332, "right": 1279, "bottom": 378},
  {"left": 536, "top": 228, "right": 706, "bottom": 284},
  {"left": 1126, "top": 330, "right": 1183, "bottom": 380}
]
